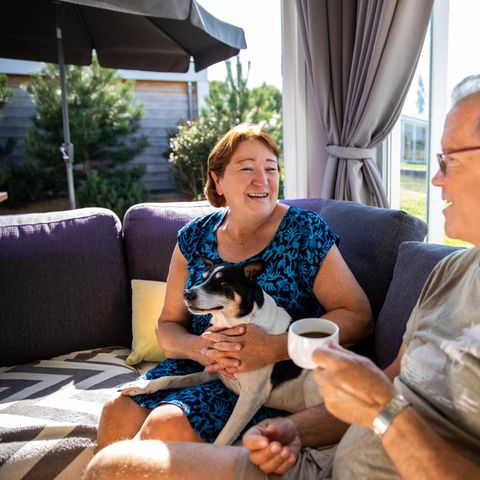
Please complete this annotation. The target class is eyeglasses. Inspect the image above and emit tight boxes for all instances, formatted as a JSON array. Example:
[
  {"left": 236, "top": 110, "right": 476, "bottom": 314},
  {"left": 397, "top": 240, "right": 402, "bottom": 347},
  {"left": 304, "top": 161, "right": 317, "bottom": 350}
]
[{"left": 436, "top": 146, "right": 480, "bottom": 174}]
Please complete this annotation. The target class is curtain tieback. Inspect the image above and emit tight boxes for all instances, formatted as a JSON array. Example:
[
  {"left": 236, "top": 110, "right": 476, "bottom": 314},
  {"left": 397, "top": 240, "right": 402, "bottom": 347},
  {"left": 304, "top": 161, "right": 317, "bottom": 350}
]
[{"left": 326, "top": 145, "right": 375, "bottom": 159}]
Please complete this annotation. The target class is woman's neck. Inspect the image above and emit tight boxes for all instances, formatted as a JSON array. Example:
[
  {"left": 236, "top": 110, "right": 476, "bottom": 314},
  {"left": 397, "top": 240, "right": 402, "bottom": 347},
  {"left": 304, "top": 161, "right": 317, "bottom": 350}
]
[
  {"left": 216, "top": 204, "right": 288, "bottom": 262},
  {"left": 221, "top": 203, "right": 287, "bottom": 246}
]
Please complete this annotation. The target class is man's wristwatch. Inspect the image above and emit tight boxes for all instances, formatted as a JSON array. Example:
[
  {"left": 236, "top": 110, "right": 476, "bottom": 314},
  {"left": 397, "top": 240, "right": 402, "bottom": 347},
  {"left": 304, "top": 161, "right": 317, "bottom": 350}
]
[{"left": 372, "top": 393, "right": 411, "bottom": 438}]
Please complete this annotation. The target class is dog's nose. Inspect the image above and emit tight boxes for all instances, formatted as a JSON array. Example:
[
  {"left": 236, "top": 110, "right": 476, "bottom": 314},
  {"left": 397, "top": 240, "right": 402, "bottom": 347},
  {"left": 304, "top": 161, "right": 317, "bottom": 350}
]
[{"left": 184, "top": 289, "right": 197, "bottom": 301}]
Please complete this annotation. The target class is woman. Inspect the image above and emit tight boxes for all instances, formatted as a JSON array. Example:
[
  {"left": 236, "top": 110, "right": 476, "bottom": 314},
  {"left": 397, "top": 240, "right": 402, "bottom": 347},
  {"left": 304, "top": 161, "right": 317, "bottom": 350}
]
[{"left": 96, "top": 123, "right": 372, "bottom": 450}]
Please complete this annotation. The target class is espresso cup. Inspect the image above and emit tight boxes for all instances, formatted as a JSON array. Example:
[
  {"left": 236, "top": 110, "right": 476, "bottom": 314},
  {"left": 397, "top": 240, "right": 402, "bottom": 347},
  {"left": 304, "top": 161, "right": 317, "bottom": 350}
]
[{"left": 288, "top": 318, "right": 339, "bottom": 369}]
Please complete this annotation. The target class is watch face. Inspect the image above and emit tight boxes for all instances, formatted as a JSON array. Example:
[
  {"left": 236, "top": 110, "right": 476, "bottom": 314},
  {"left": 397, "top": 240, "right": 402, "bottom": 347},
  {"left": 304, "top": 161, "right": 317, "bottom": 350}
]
[
  {"left": 372, "top": 412, "right": 391, "bottom": 436},
  {"left": 372, "top": 394, "right": 411, "bottom": 437}
]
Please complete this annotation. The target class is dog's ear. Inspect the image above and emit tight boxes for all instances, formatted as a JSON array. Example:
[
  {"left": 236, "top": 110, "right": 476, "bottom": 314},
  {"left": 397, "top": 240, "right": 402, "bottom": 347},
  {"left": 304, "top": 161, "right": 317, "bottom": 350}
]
[
  {"left": 201, "top": 257, "right": 215, "bottom": 269},
  {"left": 244, "top": 261, "right": 264, "bottom": 281}
]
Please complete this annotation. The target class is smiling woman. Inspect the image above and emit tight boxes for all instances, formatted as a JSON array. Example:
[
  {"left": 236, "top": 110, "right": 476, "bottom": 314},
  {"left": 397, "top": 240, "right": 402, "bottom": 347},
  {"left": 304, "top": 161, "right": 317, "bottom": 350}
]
[{"left": 94, "top": 122, "right": 372, "bottom": 454}]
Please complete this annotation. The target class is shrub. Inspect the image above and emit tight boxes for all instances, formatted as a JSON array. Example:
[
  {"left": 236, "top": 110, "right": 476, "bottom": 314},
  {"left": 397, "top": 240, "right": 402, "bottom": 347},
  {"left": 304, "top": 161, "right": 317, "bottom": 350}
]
[
  {"left": 0, "top": 161, "right": 47, "bottom": 208},
  {"left": 168, "top": 57, "right": 283, "bottom": 199},
  {"left": 77, "top": 167, "right": 147, "bottom": 220},
  {"left": 168, "top": 116, "right": 221, "bottom": 199}
]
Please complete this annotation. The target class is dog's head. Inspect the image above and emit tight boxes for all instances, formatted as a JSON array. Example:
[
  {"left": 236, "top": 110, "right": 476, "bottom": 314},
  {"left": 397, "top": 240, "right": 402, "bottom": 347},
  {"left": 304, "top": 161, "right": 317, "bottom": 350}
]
[{"left": 184, "top": 259, "right": 265, "bottom": 320}]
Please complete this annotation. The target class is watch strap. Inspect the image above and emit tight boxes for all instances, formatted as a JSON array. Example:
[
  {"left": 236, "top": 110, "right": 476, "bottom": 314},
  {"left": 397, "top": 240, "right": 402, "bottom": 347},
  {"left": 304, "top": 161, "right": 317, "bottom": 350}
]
[{"left": 372, "top": 393, "right": 411, "bottom": 438}]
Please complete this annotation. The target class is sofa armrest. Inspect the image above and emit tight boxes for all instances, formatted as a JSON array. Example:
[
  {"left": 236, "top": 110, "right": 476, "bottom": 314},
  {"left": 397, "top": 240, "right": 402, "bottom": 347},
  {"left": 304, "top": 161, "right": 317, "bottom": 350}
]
[{"left": 0, "top": 208, "right": 131, "bottom": 366}]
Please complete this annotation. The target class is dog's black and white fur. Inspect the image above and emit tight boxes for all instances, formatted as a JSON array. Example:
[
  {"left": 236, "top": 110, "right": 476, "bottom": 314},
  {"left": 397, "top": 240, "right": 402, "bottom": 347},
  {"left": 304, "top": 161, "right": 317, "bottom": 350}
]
[{"left": 120, "top": 259, "right": 322, "bottom": 445}]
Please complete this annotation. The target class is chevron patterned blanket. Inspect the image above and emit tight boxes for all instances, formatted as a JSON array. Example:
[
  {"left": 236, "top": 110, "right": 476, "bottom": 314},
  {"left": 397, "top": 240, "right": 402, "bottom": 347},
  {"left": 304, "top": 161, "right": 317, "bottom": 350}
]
[{"left": 0, "top": 347, "right": 138, "bottom": 480}]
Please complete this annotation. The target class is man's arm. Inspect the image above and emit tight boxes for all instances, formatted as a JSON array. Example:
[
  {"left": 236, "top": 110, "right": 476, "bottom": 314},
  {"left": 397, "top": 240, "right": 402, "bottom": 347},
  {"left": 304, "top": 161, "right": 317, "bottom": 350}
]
[
  {"left": 313, "top": 343, "right": 480, "bottom": 480},
  {"left": 382, "top": 406, "right": 480, "bottom": 480},
  {"left": 240, "top": 343, "right": 406, "bottom": 475}
]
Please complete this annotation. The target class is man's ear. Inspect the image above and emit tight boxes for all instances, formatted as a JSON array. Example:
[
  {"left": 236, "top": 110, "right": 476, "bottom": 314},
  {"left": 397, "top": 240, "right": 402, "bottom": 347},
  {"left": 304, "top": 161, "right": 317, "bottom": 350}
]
[{"left": 244, "top": 261, "right": 264, "bottom": 281}]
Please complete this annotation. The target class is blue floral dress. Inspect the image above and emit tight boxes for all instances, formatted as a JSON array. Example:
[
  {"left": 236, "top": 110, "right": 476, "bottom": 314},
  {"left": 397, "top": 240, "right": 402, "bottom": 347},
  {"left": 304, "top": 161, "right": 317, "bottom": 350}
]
[{"left": 132, "top": 206, "right": 339, "bottom": 443}]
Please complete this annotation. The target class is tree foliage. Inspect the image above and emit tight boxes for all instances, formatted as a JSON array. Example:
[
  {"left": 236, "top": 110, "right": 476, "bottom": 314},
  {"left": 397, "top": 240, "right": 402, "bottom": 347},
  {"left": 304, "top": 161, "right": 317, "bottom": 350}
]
[
  {"left": 24, "top": 55, "right": 148, "bottom": 191},
  {"left": 0, "top": 74, "right": 14, "bottom": 159},
  {"left": 0, "top": 56, "right": 149, "bottom": 208},
  {"left": 168, "top": 57, "right": 283, "bottom": 199},
  {"left": 0, "top": 74, "right": 13, "bottom": 106},
  {"left": 77, "top": 167, "right": 147, "bottom": 220},
  {"left": 416, "top": 74, "right": 426, "bottom": 114}
]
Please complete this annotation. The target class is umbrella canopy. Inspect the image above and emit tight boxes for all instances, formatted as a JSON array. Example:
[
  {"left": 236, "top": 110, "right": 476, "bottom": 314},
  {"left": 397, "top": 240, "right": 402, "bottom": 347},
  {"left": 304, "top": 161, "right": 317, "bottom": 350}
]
[
  {"left": 0, "top": 0, "right": 246, "bottom": 72},
  {"left": 0, "top": 0, "right": 246, "bottom": 208}
]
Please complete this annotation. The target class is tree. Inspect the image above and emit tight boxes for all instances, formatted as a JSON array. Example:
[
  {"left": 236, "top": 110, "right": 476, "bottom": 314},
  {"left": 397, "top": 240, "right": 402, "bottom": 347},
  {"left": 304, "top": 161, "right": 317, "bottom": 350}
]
[
  {"left": 416, "top": 74, "right": 426, "bottom": 114},
  {"left": 0, "top": 74, "right": 14, "bottom": 159},
  {"left": 168, "top": 117, "right": 220, "bottom": 200},
  {"left": 168, "top": 57, "right": 282, "bottom": 199},
  {"left": 24, "top": 55, "right": 148, "bottom": 192}
]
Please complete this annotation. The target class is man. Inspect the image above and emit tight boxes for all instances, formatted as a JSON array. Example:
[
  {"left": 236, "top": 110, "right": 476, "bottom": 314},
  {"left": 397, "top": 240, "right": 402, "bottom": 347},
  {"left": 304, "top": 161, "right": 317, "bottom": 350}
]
[{"left": 83, "top": 76, "right": 480, "bottom": 480}]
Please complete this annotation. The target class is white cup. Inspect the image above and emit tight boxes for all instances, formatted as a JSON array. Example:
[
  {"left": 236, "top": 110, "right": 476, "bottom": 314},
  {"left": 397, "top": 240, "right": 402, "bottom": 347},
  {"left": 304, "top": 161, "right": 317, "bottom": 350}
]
[{"left": 288, "top": 318, "right": 339, "bottom": 369}]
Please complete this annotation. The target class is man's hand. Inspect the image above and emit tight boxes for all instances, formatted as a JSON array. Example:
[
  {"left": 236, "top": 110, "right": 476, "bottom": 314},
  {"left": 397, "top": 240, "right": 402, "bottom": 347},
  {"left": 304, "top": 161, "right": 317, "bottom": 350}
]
[
  {"left": 313, "top": 342, "right": 396, "bottom": 428},
  {"left": 242, "top": 418, "right": 302, "bottom": 474}
]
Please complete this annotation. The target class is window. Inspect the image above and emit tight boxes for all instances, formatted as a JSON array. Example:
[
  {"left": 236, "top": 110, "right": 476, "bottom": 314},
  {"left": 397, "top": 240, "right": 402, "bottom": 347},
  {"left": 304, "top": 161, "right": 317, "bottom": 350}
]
[
  {"left": 401, "top": 117, "right": 427, "bottom": 164},
  {"left": 387, "top": 26, "right": 430, "bottom": 224},
  {"left": 387, "top": 0, "right": 480, "bottom": 246}
]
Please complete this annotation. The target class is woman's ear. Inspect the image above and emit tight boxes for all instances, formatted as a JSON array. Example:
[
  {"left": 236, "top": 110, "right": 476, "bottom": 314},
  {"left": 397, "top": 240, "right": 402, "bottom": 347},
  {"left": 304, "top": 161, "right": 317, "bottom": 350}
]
[{"left": 210, "top": 171, "right": 223, "bottom": 196}]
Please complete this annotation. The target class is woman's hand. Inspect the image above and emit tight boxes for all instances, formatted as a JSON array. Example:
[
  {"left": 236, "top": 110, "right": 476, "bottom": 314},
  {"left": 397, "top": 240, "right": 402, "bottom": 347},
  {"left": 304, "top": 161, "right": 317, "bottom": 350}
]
[
  {"left": 313, "top": 342, "right": 396, "bottom": 428},
  {"left": 242, "top": 417, "right": 301, "bottom": 474},
  {"left": 201, "top": 324, "right": 283, "bottom": 377}
]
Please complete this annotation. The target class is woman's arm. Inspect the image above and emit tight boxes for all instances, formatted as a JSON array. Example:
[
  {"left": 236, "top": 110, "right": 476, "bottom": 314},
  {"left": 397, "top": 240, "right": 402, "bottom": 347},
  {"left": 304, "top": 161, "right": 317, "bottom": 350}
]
[
  {"left": 155, "top": 244, "right": 212, "bottom": 366},
  {"left": 203, "top": 244, "right": 373, "bottom": 374},
  {"left": 313, "top": 244, "right": 373, "bottom": 345}
]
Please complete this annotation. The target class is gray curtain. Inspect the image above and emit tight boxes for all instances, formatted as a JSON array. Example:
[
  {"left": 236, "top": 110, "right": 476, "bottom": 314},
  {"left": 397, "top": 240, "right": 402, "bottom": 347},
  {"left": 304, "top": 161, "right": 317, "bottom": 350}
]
[{"left": 295, "top": 0, "right": 434, "bottom": 206}]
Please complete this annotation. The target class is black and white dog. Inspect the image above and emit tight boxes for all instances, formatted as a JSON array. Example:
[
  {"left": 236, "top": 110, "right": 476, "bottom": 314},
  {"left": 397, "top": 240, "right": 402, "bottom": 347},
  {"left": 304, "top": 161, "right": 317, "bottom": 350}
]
[{"left": 120, "top": 259, "right": 322, "bottom": 445}]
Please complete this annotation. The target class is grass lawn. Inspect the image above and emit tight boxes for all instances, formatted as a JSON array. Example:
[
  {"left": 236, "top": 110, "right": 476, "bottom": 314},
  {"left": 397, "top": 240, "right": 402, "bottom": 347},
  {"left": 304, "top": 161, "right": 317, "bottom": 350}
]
[
  {"left": 400, "top": 176, "right": 472, "bottom": 248},
  {"left": 401, "top": 162, "right": 427, "bottom": 171}
]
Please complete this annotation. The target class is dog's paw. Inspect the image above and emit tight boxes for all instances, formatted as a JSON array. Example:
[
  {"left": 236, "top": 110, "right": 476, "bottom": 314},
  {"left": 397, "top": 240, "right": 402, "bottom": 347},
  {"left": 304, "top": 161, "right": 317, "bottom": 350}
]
[{"left": 118, "top": 379, "right": 152, "bottom": 396}]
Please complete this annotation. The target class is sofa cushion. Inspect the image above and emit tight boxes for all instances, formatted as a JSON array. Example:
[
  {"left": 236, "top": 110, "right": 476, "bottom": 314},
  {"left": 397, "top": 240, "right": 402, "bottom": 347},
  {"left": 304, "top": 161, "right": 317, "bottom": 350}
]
[
  {"left": 319, "top": 200, "right": 428, "bottom": 322},
  {"left": 0, "top": 208, "right": 131, "bottom": 366},
  {"left": 126, "top": 279, "right": 167, "bottom": 365},
  {"left": 375, "top": 241, "right": 461, "bottom": 369},
  {"left": 123, "top": 201, "right": 216, "bottom": 281},
  {"left": 0, "top": 347, "right": 138, "bottom": 479}
]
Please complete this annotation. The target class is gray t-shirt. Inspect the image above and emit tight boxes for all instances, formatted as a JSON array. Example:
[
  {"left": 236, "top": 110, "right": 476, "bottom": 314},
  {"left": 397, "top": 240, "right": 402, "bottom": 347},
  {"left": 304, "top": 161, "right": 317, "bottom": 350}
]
[{"left": 333, "top": 248, "right": 480, "bottom": 479}]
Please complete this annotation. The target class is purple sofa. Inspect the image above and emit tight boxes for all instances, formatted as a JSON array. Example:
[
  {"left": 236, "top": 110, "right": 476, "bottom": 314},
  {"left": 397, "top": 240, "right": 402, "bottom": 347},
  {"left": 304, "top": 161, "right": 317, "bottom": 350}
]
[{"left": 0, "top": 198, "right": 457, "bottom": 479}]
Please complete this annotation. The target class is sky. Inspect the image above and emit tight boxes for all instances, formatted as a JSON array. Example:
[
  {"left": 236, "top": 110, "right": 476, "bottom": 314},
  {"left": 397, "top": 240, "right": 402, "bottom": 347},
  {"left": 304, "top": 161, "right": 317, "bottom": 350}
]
[
  {"left": 447, "top": 0, "right": 480, "bottom": 97},
  {"left": 199, "top": 0, "right": 480, "bottom": 99},
  {"left": 197, "top": 0, "right": 282, "bottom": 89}
]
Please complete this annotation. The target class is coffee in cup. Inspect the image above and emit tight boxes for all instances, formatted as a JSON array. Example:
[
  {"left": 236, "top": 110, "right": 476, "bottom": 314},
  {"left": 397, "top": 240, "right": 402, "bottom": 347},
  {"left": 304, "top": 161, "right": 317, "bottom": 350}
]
[{"left": 288, "top": 318, "right": 339, "bottom": 369}]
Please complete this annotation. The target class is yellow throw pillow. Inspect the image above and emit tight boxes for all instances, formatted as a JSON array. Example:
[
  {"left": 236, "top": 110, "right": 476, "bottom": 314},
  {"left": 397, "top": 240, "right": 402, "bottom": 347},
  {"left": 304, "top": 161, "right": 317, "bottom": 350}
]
[{"left": 126, "top": 279, "right": 167, "bottom": 366}]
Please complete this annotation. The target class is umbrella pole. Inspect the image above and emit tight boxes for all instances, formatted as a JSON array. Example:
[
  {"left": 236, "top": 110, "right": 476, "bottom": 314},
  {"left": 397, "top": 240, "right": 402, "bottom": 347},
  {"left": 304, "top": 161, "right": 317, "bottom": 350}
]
[{"left": 55, "top": 2, "right": 76, "bottom": 209}]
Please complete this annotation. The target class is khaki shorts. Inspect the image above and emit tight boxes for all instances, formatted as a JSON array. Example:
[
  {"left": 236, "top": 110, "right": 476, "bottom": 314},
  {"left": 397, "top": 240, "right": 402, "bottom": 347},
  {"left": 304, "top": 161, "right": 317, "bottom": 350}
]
[{"left": 233, "top": 445, "right": 336, "bottom": 480}]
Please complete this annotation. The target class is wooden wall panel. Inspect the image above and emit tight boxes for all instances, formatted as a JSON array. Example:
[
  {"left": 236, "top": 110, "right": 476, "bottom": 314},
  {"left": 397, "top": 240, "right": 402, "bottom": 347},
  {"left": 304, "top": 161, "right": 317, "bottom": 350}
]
[{"left": 0, "top": 76, "right": 199, "bottom": 193}]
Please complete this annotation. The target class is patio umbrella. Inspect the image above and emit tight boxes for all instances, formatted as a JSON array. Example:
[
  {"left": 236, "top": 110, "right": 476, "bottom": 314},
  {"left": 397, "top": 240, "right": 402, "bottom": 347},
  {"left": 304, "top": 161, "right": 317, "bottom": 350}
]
[{"left": 0, "top": 0, "right": 246, "bottom": 209}]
